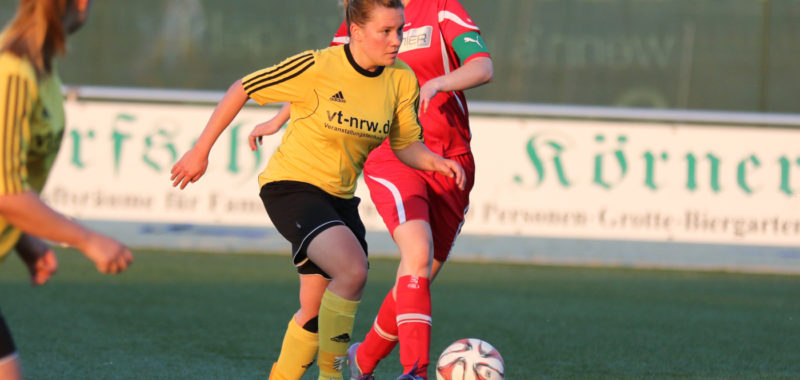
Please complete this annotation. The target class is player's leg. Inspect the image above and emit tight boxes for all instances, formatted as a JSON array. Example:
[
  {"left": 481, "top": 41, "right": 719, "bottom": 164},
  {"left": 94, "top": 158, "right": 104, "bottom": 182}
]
[
  {"left": 430, "top": 259, "right": 445, "bottom": 281},
  {"left": 349, "top": 290, "right": 398, "bottom": 377},
  {"left": 351, "top": 161, "right": 429, "bottom": 376},
  {"left": 0, "top": 312, "right": 22, "bottom": 380},
  {"left": 306, "top": 225, "right": 367, "bottom": 380},
  {"left": 0, "top": 355, "right": 22, "bottom": 380},
  {"left": 260, "top": 181, "right": 366, "bottom": 380},
  {"left": 392, "top": 219, "right": 435, "bottom": 378},
  {"left": 269, "top": 273, "right": 329, "bottom": 380},
  {"left": 427, "top": 152, "right": 474, "bottom": 272},
  {"left": 397, "top": 152, "right": 475, "bottom": 379}
]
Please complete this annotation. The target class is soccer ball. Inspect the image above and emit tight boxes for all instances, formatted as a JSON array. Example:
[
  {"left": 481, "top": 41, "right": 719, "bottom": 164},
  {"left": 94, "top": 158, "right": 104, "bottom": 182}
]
[{"left": 436, "top": 338, "right": 504, "bottom": 380}]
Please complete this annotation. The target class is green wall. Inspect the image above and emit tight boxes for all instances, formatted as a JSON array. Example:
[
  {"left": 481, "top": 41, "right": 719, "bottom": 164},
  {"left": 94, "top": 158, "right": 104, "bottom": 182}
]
[{"left": 1, "top": 0, "right": 798, "bottom": 112}]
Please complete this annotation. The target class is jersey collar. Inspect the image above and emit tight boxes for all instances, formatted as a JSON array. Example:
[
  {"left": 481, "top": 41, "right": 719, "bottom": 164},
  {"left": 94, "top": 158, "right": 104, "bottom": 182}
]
[{"left": 344, "top": 44, "right": 384, "bottom": 78}]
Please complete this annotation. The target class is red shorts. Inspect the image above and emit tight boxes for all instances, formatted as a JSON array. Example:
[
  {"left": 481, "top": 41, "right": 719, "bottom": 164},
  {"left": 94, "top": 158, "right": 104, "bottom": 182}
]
[{"left": 363, "top": 151, "right": 475, "bottom": 262}]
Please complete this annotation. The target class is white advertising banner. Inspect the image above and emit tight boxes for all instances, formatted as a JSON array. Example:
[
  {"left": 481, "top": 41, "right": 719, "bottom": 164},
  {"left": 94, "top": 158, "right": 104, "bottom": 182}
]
[
  {"left": 467, "top": 117, "right": 800, "bottom": 247},
  {"left": 44, "top": 100, "right": 800, "bottom": 248}
]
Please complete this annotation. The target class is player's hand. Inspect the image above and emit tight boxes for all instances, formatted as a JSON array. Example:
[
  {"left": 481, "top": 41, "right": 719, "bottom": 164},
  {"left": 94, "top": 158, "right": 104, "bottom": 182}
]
[
  {"left": 15, "top": 234, "right": 58, "bottom": 286},
  {"left": 435, "top": 158, "right": 466, "bottom": 190},
  {"left": 170, "top": 148, "right": 209, "bottom": 189},
  {"left": 80, "top": 232, "right": 133, "bottom": 275},
  {"left": 248, "top": 118, "right": 284, "bottom": 151},
  {"left": 419, "top": 76, "right": 444, "bottom": 114}
]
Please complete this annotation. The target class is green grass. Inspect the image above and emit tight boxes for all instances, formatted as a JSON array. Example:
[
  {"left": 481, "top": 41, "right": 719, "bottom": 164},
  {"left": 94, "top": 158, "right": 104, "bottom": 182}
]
[{"left": 1, "top": 249, "right": 800, "bottom": 379}]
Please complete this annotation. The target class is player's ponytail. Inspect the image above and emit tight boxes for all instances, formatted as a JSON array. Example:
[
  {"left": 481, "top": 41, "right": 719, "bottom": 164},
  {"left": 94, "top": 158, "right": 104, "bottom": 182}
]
[{"left": 0, "top": 0, "right": 70, "bottom": 76}]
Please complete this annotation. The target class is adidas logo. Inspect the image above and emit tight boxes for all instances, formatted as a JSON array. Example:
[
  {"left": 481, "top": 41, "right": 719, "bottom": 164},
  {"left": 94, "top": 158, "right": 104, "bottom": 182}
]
[
  {"left": 330, "top": 333, "right": 351, "bottom": 343},
  {"left": 330, "top": 91, "right": 346, "bottom": 103}
]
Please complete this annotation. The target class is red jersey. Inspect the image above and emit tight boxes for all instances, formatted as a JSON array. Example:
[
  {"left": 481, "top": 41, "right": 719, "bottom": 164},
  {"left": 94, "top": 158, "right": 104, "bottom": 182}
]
[{"left": 332, "top": 0, "right": 490, "bottom": 157}]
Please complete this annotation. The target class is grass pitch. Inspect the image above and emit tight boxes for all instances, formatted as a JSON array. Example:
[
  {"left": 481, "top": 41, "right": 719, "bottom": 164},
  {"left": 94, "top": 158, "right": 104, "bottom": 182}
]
[{"left": 1, "top": 248, "right": 799, "bottom": 379}]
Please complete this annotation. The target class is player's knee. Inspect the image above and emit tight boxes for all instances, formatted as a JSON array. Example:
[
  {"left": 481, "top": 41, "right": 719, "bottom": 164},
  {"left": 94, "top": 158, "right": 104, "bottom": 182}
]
[
  {"left": 350, "top": 263, "right": 368, "bottom": 284},
  {"left": 399, "top": 246, "right": 434, "bottom": 275},
  {"left": 336, "top": 264, "right": 367, "bottom": 292}
]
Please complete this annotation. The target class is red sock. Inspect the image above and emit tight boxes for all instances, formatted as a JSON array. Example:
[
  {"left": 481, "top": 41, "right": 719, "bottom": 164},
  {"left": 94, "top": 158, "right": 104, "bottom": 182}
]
[
  {"left": 356, "top": 290, "right": 398, "bottom": 374},
  {"left": 396, "top": 275, "right": 431, "bottom": 378}
]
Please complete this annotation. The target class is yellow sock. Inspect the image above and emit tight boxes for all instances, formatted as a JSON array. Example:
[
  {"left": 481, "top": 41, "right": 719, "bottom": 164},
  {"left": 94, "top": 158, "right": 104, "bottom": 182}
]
[
  {"left": 317, "top": 290, "right": 360, "bottom": 380},
  {"left": 269, "top": 317, "right": 319, "bottom": 380}
]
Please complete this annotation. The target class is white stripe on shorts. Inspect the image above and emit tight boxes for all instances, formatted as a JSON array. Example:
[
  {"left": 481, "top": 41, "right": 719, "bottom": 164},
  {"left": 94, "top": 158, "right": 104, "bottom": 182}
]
[
  {"left": 366, "top": 175, "right": 406, "bottom": 224},
  {"left": 0, "top": 352, "right": 19, "bottom": 366},
  {"left": 294, "top": 220, "right": 343, "bottom": 259}
]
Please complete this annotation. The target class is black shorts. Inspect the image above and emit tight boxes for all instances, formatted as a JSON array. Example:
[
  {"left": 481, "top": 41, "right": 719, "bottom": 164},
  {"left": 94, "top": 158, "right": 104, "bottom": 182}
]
[
  {"left": 260, "top": 181, "right": 368, "bottom": 278},
  {"left": 0, "top": 309, "right": 16, "bottom": 360}
]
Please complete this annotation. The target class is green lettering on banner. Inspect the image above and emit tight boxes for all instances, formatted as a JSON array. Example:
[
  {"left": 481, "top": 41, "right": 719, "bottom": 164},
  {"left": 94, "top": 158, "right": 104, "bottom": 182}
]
[
  {"left": 778, "top": 156, "right": 800, "bottom": 196},
  {"left": 143, "top": 129, "right": 179, "bottom": 172},
  {"left": 736, "top": 155, "right": 761, "bottom": 194},
  {"left": 69, "top": 129, "right": 95, "bottom": 169},
  {"left": 226, "top": 123, "right": 263, "bottom": 176},
  {"left": 643, "top": 151, "right": 669, "bottom": 191},
  {"left": 592, "top": 134, "right": 628, "bottom": 190},
  {"left": 524, "top": 135, "right": 571, "bottom": 188},
  {"left": 112, "top": 113, "right": 135, "bottom": 175},
  {"left": 228, "top": 123, "right": 243, "bottom": 173},
  {"left": 686, "top": 153, "right": 721, "bottom": 193}
]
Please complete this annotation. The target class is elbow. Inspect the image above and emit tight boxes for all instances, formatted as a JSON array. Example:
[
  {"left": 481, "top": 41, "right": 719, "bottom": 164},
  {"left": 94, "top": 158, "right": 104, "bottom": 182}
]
[
  {"left": 482, "top": 69, "right": 494, "bottom": 85},
  {"left": 474, "top": 57, "right": 494, "bottom": 85},
  {"left": 483, "top": 61, "right": 494, "bottom": 84}
]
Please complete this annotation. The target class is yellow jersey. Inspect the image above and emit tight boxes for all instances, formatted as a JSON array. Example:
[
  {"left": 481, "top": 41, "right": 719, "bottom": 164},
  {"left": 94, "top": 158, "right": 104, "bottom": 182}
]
[
  {"left": 242, "top": 44, "right": 423, "bottom": 199},
  {"left": 0, "top": 52, "right": 66, "bottom": 257}
]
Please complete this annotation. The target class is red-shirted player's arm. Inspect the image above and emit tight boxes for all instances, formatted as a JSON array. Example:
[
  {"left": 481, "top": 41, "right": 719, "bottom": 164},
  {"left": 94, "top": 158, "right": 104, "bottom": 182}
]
[{"left": 418, "top": 55, "right": 493, "bottom": 113}]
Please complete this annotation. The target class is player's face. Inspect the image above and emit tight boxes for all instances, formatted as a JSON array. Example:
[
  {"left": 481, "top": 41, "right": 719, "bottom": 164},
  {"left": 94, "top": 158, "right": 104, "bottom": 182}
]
[{"left": 352, "top": 5, "right": 404, "bottom": 70}]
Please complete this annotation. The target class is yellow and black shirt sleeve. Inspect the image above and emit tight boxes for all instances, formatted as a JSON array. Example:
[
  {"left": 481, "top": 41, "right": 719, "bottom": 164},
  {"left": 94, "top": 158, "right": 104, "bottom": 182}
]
[
  {"left": 0, "top": 56, "right": 35, "bottom": 195},
  {"left": 388, "top": 64, "right": 424, "bottom": 150},
  {"left": 241, "top": 50, "right": 317, "bottom": 106}
]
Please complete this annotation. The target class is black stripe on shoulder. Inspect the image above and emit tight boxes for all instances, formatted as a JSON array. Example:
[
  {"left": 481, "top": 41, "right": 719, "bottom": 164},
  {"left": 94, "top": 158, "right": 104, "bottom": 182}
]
[
  {"left": 244, "top": 60, "right": 315, "bottom": 96},
  {"left": 12, "top": 77, "right": 26, "bottom": 193},
  {"left": 242, "top": 53, "right": 314, "bottom": 93},
  {"left": 3, "top": 74, "right": 20, "bottom": 193},
  {"left": 2, "top": 75, "right": 12, "bottom": 193}
]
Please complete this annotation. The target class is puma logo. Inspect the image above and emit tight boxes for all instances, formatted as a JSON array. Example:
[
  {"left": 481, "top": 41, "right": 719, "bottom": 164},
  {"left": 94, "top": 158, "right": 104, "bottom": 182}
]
[{"left": 464, "top": 36, "right": 483, "bottom": 48}]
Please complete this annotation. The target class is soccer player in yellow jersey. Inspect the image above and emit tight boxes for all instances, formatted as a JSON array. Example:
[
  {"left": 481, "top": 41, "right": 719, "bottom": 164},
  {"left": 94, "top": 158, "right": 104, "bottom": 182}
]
[
  {"left": 170, "top": 1, "right": 464, "bottom": 379},
  {"left": 0, "top": 1, "right": 134, "bottom": 379}
]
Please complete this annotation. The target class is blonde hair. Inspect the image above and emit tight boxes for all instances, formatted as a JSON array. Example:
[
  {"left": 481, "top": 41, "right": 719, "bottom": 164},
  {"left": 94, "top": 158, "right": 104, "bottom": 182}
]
[
  {"left": 0, "top": 0, "right": 72, "bottom": 76},
  {"left": 343, "top": 0, "right": 403, "bottom": 32}
]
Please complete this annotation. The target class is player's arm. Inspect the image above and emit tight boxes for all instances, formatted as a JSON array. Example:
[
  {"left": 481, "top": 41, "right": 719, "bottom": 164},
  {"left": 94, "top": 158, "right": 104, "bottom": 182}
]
[
  {"left": 248, "top": 102, "right": 290, "bottom": 151},
  {"left": 0, "top": 191, "right": 132, "bottom": 274},
  {"left": 389, "top": 71, "right": 466, "bottom": 186},
  {"left": 393, "top": 142, "right": 465, "bottom": 190},
  {"left": 171, "top": 80, "right": 249, "bottom": 189},
  {"left": 419, "top": 31, "right": 493, "bottom": 113},
  {"left": 0, "top": 66, "right": 131, "bottom": 274}
]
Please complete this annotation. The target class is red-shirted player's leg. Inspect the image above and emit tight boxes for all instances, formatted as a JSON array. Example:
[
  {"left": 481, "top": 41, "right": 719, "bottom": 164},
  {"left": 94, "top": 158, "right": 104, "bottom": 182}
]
[
  {"left": 394, "top": 152, "right": 471, "bottom": 378},
  {"left": 358, "top": 165, "right": 432, "bottom": 377},
  {"left": 353, "top": 290, "right": 398, "bottom": 375},
  {"left": 428, "top": 152, "right": 475, "bottom": 266},
  {"left": 355, "top": 222, "right": 434, "bottom": 377},
  {"left": 393, "top": 220, "right": 434, "bottom": 378}
]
